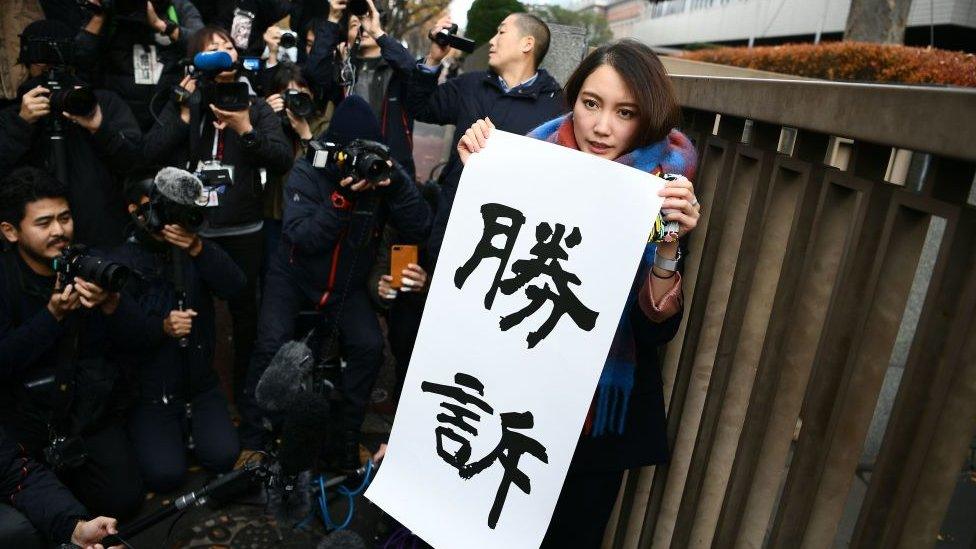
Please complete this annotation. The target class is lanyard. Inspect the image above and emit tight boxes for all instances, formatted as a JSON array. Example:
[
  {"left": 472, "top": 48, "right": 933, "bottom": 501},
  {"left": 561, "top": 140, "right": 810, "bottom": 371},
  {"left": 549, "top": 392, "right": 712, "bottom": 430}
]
[{"left": 211, "top": 129, "right": 224, "bottom": 162}]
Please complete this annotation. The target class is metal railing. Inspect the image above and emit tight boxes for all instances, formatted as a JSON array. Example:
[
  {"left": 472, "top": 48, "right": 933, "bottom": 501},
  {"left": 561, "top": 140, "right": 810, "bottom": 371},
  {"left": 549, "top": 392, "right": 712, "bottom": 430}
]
[{"left": 605, "top": 75, "right": 976, "bottom": 548}]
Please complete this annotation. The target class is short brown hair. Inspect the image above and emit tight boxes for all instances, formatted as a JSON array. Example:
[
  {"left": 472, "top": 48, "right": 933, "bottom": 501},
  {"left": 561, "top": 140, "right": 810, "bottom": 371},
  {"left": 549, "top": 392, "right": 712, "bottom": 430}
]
[
  {"left": 511, "top": 13, "right": 551, "bottom": 68},
  {"left": 564, "top": 39, "right": 680, "bottom": 147},
  {"left": 187, "top": 26, "right": 236, "bottom": 58}
]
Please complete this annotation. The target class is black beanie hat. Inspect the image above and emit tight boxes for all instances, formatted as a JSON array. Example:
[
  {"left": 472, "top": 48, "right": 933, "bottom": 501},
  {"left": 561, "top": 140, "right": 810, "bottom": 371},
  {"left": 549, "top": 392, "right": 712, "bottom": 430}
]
[
  {"left": 19, "top": 20, "right": 75, "bottom": 64},
  {"left": 322, "top": 95, "right": 383, "bottom": 147}
]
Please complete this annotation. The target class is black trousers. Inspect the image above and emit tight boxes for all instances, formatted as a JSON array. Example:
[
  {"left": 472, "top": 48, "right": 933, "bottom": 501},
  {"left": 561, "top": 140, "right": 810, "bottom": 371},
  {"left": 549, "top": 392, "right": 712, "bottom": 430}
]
[
  {"left": 128, "top": 385, "right": 240, "bottom": 493},
  {"left": 386, "top": 293, "right": 426, "bottom": 391},
  {"left": 240, "top": 254, "right": 384, "bottom": 449},
  {"left": 0, "top": 503, "right": 44, "bottom": 549},
  {"left": 541, "top": 469, "right": 624, "bottom": 548},
  {"left": 209, "top": 231, "right": 264, "bottom": 403}
]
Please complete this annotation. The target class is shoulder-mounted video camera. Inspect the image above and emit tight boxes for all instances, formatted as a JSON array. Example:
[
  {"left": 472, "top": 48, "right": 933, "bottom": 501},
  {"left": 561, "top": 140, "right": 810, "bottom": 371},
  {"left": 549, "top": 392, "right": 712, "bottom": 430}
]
[
  {"left": 429, "top": 23, "right": 475, "bottom": 53},
  {"left": 52, "top": 245, "right": 130, "bottom": 292},
  {"left": 306, "top": 139, "right": 392, "bottom": 191}
]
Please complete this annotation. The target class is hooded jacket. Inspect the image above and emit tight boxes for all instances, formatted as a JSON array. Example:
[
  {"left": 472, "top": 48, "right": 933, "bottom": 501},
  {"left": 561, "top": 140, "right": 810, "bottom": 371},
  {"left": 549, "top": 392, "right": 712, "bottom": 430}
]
[
  {"left": 403, "top": 66, "right": 566, "bottom": 259},
  {"left": 278, "top": 96, "right": 431, "bottom": 306}
]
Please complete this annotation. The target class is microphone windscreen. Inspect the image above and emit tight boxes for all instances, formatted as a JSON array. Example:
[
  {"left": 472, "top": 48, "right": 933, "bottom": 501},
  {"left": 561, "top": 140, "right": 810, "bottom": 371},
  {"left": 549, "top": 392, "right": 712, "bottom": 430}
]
[
  {"left": 317, "top": 530, "right": 368, "bottom": 549},
  {"left": 255, "top": 340, "right": 314, "bottom": 412},
  {"left": 153, "top": 167, "right": 204, "bottom": 206},
  {"left": 192, "top": 50, "right": 235, "bottom": 72},
  {"left": 279, "top": 391, "right": 331, "bottom": 476}
]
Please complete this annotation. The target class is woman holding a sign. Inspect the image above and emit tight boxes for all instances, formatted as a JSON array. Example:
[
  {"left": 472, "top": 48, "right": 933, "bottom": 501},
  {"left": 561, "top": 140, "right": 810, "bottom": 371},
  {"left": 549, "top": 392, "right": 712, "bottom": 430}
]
[{"left": 457, "top": 39, "right": 700, "bottom": 547}]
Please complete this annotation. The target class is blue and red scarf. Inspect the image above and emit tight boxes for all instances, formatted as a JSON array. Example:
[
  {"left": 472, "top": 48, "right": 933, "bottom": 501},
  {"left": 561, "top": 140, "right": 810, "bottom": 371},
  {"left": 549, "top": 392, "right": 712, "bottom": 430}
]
[{"left": 527, "top": 114, "right": 697, "bottom": 436}]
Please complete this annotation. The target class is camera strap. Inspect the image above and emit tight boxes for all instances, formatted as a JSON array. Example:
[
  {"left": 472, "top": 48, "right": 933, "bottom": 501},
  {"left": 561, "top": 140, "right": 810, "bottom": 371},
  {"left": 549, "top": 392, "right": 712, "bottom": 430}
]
[{"left": 50, "top": 314, "right": 81, "bottom": 439}]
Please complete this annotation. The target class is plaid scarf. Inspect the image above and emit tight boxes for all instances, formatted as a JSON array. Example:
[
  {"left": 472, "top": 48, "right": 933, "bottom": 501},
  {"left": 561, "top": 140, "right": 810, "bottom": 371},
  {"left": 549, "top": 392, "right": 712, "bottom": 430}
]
[{"left": 527, "top": 114, "right": 697, "bottom": 436}]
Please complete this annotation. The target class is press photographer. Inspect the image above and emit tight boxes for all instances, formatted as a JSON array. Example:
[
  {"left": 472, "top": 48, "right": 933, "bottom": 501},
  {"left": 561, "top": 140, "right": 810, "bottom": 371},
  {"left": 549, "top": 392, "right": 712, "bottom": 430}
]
[
  {"left": 239, "top": 96, "right": 430, "bottom": 471},
  {"left": 0, "top": 19, "right": 143, "bottom": 249},
  {"left": 261, "top": 63, "right": 330, "bottom": 278},
  {"left": 406, "top": 12, "right": 564, "bottom": 258},
  {"left": 145, "top": 25, "right": 292, "bottom": 402},
  {"left": 74, "top": 0, "right": 204, "bottom": 131},
  {"left": 305, "top": 0, "right": 420, "bottom": 180},
  {"left": 107, "top": 167, "right": 244, "bottom": 493},
  {"left": 0, "top": 167, "right": 153, "bottom": 520}
]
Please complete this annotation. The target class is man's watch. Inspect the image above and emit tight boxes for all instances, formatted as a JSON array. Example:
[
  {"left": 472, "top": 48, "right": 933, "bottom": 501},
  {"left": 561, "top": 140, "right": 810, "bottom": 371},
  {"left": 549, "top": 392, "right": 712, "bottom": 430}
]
[
  {"left": 654, "top": 246, "right": 682, "bottom": 272},
  {"left": 163, "top": 21, "right": 179, "bottom": 36}
]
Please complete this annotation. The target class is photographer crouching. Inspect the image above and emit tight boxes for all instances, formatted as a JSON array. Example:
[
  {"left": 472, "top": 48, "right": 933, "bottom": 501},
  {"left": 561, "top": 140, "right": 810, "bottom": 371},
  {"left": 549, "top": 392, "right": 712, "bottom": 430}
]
[
  {"left": 0, "top": 167, "right": 152, "bottom": 520},
  {"left": 107, "top": 167, "right": 245, "bottom": 493},
  {"left": 144, "top": 25, "right": 293, "bottom": 403},
  {"left": 239, "top": 96, "right": 431, "bottom": 471}
]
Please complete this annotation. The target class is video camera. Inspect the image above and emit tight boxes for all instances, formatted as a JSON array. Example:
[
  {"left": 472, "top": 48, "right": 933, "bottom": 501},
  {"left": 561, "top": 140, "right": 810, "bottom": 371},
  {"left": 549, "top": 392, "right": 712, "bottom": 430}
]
[
  {"left": 176, "top": 51, "right": 250, "bottom": 111},
  {"left": 429, "top": 23, "right": 476, "bottom": 53},
  {"left": 306, "top": 139, "right": 392, "bottom": 190},
  {"left": 20, "top": 36, "right": 99, "bottom": 118},
  {"left": 52, "top": 245, "right": 130, "bottom": 292}
]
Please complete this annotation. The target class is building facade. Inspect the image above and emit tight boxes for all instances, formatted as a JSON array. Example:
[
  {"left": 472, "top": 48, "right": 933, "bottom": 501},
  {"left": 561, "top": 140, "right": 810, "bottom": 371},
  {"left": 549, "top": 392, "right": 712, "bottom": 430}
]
[{"left": 606, "top": 0, "right": 976, "bottom": 52}]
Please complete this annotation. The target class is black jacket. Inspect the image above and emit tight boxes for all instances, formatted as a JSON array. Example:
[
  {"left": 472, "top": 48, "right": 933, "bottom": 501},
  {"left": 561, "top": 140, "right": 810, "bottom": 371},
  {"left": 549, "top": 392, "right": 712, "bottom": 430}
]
[
  {"left": 0, "top": 427, "right": 87, "bottom": 544},
  {"left": 73, "top": 0, "right": 205, "bottom": 131},
  {"left": 0, "top": 250, "right": 153, "bottom": 448},
  {"left": 0, "top": 88, "right": 142, "bottom": 248},
  {"left": 403, "top": 67, "right": 565, "bottom": 258},
  {"left": 108, "top": 236, "right": 246, "bottom": 400},
  {"left": 305, "top": 21, "right": 419, "bottom": 180},
  {"left": 279, "top": 159, "right": 431, "bottom": 306},
  {"left": 144, "top": 92, "right": 293, "bottom": 230}
]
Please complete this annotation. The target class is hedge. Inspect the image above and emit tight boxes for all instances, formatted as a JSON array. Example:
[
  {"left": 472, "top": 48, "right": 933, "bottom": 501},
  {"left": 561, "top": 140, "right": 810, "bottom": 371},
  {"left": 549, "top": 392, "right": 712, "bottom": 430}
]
[{"left": 682, "top": 42, "right": 976, "bottom": 88}]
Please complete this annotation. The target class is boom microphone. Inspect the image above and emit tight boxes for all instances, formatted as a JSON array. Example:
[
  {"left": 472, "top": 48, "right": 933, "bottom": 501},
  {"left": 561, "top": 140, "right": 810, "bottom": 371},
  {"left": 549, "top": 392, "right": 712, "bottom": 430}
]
[
  {"left": 192, "top": 50, "right": 235, "bottom": 73},
  {"left": 255, "top": 339, "right": 314, "bottom": 412},
  {"left": 153, "top": 167, "right": 205, "bottom": 206}
]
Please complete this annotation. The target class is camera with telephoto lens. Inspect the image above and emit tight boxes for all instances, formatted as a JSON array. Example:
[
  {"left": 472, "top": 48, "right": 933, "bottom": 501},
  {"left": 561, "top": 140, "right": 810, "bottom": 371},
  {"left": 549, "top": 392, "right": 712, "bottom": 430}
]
[
  {"left": 47, "top": 78, "right": 98, "bottom": 118},
  {"left": 52, "top": 245, "right": 130, "bottom": 292},
  {"left": 279, "top": 30, "right": 298, "bottom": 49},
  {"left": 429, "top": 23, "right": 476, "bottom": 53},
  {"left": 283, "top": 89, "right": 314, "bottom": 118},
  {"left": 43, "top": 436, "right": 88, "bottom": 472},
  {"left": 20, "top": 36, "right": 99, "bottom": 117},
  {"left": 306, "top": 139, "right": 392, "bottom": 190}
]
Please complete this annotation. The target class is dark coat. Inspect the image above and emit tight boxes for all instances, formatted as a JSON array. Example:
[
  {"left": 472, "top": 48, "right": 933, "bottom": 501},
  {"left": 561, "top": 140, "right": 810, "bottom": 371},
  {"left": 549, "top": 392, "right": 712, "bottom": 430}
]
[
  {"left": 0, "top": 250, "right": 154, "bottom": 447},
  {"left": 107, "top": 237, "right": 246, "bottom": 399},
  {"left": 279, "top": 158, "right": 431, "bottom": 307},
  {"left": 403, "top": 67, "right": 565, "bottom": 258},
  {"left": 0, "top": 427, "right": 88, "bottom": 544},
  {"left": 304, "top": 21, "right": 419, "bottom": 180},
  {"left": 143, "top": 92, "right": 293, "bottom": 230},
  {"left": 0, "top": 88, "right": 142, "bottom": 248},
  {"left": 72, "top": 0, "right": 205, "bottom": 131}
]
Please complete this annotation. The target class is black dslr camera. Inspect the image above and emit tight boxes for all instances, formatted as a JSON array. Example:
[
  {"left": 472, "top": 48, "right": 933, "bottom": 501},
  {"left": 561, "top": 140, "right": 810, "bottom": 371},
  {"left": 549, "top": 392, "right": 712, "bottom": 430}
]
[
  {"left": 306, "top": 139, "right": 392, "bottom": 191},
  {"left": 429, "top": 23, "right": 476, "bottom": 53},
  {"left": 20, "top": 36, "right": 99, "bottom": 117},
  {"left": 283, "top": 89, "right": 315, "bottom": 118},
  {"left": 52, "top": 245, "right": 130, "bottom": 292}
]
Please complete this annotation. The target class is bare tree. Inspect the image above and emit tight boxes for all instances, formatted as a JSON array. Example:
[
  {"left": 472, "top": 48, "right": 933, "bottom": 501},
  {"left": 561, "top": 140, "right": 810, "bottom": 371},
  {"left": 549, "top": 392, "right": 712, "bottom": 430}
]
[{"left": 844, "top": 0, "right": 914, "bottom": 44}]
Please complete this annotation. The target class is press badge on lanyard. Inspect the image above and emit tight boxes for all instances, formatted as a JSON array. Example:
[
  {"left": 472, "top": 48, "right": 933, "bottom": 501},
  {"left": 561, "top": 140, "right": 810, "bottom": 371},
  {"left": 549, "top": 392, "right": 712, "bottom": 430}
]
[{"left": 196, "top": 130, "right": 234, "bottom": 207}]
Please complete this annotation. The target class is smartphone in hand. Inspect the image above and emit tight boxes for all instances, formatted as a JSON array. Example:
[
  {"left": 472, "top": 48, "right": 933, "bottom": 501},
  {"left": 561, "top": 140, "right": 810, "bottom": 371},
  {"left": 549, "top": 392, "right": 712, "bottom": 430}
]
[{"left": 390, "top": 244, "right": 418, "bottom": 289}]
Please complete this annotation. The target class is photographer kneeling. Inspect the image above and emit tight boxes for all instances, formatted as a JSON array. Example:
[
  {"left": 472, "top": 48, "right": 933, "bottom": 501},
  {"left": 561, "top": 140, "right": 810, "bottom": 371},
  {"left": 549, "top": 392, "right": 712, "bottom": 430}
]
[
  {"left": 0, "top": 167, "right": 152, "bottom": 520},
  {"left": 145, "top": 25, "right": 293, "bottom": 402},
  {"left": 239, "top": 96, "right": 431, "bottom": 470},
  {"left": 108, "top": 168, "right": 245, "bottom": 493}
]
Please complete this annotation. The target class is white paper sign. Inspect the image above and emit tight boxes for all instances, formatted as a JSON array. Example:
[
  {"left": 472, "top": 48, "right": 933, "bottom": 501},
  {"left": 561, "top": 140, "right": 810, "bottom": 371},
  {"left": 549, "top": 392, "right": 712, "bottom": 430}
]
[{"left": 366, "top": 130, "right": 665, "bottom": 549}]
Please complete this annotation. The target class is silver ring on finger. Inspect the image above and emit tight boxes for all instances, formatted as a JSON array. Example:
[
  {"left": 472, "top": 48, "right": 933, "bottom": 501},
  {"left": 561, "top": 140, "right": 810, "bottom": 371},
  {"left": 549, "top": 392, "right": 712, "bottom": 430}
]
[{"left": 690, "top": 197, "right": 699, "bottom": 207}]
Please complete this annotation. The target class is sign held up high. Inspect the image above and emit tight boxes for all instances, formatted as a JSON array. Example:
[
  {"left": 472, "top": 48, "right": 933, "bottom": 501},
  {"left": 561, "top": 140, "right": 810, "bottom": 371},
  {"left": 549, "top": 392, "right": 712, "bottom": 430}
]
[{"left": 365, "top": 130, "right": 666, "bottom": 548}]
